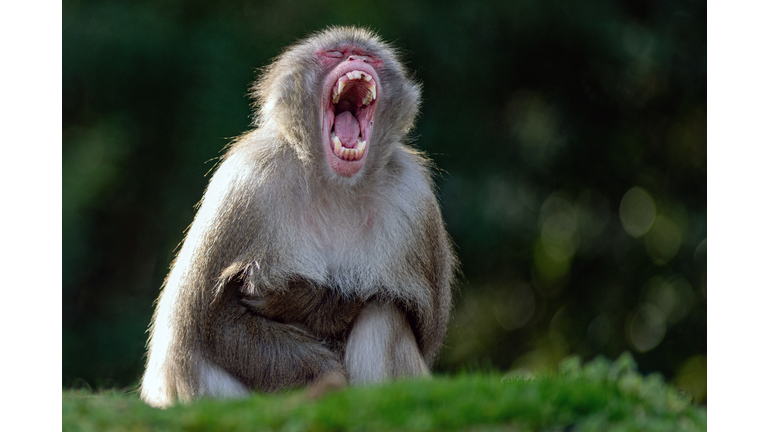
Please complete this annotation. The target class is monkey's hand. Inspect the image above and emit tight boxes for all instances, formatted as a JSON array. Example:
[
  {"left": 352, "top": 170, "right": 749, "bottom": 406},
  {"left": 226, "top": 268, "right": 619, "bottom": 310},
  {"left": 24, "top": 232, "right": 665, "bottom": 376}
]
[{"left": 240, "top": 283, "right": 362, "bottom": 338}]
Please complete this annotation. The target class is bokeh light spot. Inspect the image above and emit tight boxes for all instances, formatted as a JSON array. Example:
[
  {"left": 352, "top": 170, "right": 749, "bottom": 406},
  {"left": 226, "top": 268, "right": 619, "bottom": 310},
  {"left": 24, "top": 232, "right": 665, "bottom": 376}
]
[
  {"left": 493, "top": 281, "right": 536, "bottom": 331},
  {"left": 644, "top": 276, "right": 694, "bottom": 324},
  {"left": 619, "top": 187, "right": 656, "bottom": 238},
  {"left": 507, "top": 92, "right": 566, "bottom": 170},
  {"left": 627, "top": 303, "right": 666, "bottom": 352},
  {"left": 694, "top": 238, "right": 707, "bottom": 298},
  {"left": 533, "top": 194, "right": 580, "bottom": 289},
  {"left": 675, "top": 355, "right": 707, "bottom": 403},
  {"left": 644, "top": 215, "right": 682, "bottom": 265},
  {"left": 694, "top": 238, "right": 707, "bottom": 264},
  {"left": 540, "top": 194, "right": 580, "bottom": 261},
  {"left": 510, "top": 338, "right": 569, "bottom": 375},
  {"left": 533, "top": 239, "right": 570, "bottom": 287},
  {"left": 549, "top": 306, "right": 572, "bottom": 351}
]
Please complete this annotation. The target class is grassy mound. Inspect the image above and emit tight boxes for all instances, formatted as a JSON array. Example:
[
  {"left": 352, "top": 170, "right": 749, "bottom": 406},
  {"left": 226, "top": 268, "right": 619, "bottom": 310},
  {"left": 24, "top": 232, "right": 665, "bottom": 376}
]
[{"left": 63, "top": 353, "right": 705, "bottom": 431}]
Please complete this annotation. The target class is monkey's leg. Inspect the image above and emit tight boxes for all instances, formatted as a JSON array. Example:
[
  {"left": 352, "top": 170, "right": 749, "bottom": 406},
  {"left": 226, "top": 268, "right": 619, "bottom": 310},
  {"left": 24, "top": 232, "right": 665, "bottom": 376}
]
[
  {"left": 143, "top": 309, "right": 346, "bottom": 406},
  {"left": 207, "top": 308, "right": 347, "bottom": 394},
  {"left": 344, "top": 301, "right": 429, "bottom": 384}
]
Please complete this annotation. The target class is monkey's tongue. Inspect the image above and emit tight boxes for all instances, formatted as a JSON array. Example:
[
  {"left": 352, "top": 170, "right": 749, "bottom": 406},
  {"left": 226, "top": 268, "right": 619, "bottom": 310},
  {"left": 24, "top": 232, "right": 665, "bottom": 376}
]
[{"left": 333, "top": 111, "right": 360, "bottom": 148}]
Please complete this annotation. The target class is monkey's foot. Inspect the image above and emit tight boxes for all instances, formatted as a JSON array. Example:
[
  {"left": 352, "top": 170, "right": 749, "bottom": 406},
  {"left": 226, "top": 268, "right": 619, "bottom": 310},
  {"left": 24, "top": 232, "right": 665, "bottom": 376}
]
[{"left": 307, "top": 370, "right": 348, "bottom": 399}]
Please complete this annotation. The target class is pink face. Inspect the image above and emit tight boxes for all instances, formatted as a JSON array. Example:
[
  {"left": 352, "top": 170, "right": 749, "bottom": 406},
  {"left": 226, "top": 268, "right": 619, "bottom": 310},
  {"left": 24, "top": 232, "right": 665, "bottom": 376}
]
[{"left": 316, "top": 46, "right": 382, "bottom": 178}]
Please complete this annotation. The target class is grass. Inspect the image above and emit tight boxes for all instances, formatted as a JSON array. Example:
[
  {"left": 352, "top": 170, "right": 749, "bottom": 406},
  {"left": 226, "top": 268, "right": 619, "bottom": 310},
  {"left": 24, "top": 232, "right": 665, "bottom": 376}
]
[{"left": 63, "top": 353, "right": 705, "bottom": 431}]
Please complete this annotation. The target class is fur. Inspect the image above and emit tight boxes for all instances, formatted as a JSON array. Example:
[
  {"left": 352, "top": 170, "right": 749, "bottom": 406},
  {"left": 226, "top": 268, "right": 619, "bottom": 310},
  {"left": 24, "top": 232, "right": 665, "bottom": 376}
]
[{"left": 140, "top": 26, "right": 456, "bottom": 408}]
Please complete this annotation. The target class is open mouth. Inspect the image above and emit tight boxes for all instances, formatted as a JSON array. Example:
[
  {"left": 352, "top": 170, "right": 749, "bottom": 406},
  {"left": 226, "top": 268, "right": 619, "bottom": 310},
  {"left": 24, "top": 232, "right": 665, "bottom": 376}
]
[
  {"left": 330, "top": 71, "right": 376, "bottom": 161},
  {"left": 322, "top": 62, "right": 379, "bottom": 176}
]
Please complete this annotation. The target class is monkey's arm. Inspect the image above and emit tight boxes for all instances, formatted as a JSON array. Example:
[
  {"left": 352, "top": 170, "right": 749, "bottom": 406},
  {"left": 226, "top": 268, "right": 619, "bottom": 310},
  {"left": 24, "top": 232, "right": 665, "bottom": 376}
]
[
  {"left": 240, "top": 280, "right": 363, "bottom": 338},
  {"left": 382, "top": 151, "right": 456, "bottom": 367},
  {"left": 141, "top": 149, "right": 345, "bottom": 406},
  {"left": 405, "top": 194, "right": 456, "bottom": 366}
]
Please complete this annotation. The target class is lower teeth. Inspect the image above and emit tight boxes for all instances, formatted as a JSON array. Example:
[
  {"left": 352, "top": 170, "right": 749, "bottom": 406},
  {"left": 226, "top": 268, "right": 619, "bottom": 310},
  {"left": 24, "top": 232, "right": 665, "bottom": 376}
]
[{"left": 331, "top": 135, "right": 366, "bottom": 160}]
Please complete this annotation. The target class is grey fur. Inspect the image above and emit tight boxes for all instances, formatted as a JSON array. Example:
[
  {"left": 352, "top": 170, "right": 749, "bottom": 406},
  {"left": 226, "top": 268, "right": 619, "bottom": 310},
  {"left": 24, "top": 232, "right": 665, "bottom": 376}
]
[{"left": 140, "top": 26, "right": 457, "bottom": 408}]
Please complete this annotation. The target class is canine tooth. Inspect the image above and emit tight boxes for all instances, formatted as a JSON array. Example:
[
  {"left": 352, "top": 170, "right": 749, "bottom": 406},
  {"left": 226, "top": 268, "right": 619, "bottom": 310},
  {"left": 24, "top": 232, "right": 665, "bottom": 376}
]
[
  {"left": 333, "top": 136, "right": 342, "bottom": 155},
  {"left": 370, "top": 83, "right": 376, "bottom": 100},
  {"left": 358, "top": 141, "right": 367, "bottom": 153}
]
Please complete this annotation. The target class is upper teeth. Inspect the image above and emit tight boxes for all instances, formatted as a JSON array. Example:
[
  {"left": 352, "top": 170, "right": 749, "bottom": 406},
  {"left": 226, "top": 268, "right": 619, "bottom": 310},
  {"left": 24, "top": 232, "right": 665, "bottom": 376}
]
[
  {"left": 332, "top": 70, "right": 376, "bottom": 105},
  {"left": 334, "top": 81, "right": 346, "bottom": 102},
  {"left": 362, "top": 85, "right": 376, "bottom": 106}
]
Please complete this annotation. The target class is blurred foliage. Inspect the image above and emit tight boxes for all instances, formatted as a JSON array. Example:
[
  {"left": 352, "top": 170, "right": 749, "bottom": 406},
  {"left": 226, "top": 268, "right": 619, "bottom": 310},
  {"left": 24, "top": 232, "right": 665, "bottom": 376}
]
[
  {"left": 62, "top": 0, "right": 706, "bottom": 401},
  {"left": 63, "top": 354, "right": 706, "bottom": 431}
]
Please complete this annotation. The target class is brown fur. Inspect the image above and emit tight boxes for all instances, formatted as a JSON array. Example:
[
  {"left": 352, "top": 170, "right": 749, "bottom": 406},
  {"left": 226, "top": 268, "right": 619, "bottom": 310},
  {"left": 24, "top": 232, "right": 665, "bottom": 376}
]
[{"left": 140, "top": 26, "right": 457, "bottom": 408}]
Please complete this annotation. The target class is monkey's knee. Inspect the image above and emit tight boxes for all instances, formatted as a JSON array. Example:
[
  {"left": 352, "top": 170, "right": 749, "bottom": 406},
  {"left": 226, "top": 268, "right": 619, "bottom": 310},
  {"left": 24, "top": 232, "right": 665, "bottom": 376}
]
[{"left": 345, "top": 302, "right": 429, "bottom": 385}]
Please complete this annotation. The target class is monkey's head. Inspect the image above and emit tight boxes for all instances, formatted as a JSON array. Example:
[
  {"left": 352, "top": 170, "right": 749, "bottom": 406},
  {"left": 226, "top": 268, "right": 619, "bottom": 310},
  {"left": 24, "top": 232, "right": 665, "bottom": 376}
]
[{"left": 252, "top": 27, "right": 421, "bottom": 183}]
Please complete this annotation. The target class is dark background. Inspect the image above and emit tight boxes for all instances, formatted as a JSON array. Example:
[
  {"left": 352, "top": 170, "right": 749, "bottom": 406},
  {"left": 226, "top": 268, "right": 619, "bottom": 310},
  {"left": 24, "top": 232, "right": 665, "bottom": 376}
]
[{"left": 62, "top": 0, "right": 706, "bottom": 401}]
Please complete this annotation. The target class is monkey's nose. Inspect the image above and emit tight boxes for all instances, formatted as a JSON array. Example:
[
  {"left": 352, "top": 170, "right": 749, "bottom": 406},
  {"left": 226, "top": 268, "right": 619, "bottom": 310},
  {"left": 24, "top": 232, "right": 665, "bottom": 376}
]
[{"left": 348, "top": 55, "right": 368, "bottom": 63}]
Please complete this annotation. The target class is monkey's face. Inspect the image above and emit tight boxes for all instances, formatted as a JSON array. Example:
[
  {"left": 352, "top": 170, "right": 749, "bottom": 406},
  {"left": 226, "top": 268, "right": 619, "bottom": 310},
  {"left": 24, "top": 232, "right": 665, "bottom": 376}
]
[
  {"left": 252, "top": 28, "right": 420, "bottom": 181},
  {"left": 317, "top": 47, "right": 381, "bottom": 178}
]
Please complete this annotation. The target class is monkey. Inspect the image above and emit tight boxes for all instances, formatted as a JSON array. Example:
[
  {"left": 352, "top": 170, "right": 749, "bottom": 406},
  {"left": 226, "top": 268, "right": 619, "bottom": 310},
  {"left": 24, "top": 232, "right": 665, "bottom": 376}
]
[{"left": 139, "top": 26, "right": 457, "bottom": 408}]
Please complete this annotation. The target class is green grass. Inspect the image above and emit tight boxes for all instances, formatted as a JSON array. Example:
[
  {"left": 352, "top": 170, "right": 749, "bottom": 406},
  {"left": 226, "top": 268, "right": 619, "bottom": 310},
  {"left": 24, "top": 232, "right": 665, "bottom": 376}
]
[{"left": 63, "top": 353, "right": 705, "bottom": 432}]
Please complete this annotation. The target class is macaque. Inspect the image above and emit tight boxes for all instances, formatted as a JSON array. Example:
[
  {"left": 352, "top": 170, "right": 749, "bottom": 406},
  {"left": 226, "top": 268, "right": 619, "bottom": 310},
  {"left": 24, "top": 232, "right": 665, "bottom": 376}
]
[{"left": 140, "top": 26, "right": 457, "bottom": 408}]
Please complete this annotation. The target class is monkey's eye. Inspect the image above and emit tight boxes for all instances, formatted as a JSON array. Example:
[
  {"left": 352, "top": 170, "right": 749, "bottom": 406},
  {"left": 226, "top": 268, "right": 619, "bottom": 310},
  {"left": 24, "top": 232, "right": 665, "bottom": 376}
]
[{"left": 326, "top": 51, "right": 343, "bottom": 58}]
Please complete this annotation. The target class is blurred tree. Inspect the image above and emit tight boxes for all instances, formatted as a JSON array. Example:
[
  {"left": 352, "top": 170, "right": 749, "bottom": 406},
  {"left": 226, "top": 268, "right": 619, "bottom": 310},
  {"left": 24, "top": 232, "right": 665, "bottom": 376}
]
[{"left": 63, "top": 0, "right": 705, "bottom": 401}]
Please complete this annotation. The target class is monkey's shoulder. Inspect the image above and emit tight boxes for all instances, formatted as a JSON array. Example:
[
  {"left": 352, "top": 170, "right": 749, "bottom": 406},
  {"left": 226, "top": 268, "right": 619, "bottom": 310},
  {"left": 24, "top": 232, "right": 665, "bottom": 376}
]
[{"left": 384, "top": 146, "right": 442, "bottom": 210}]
